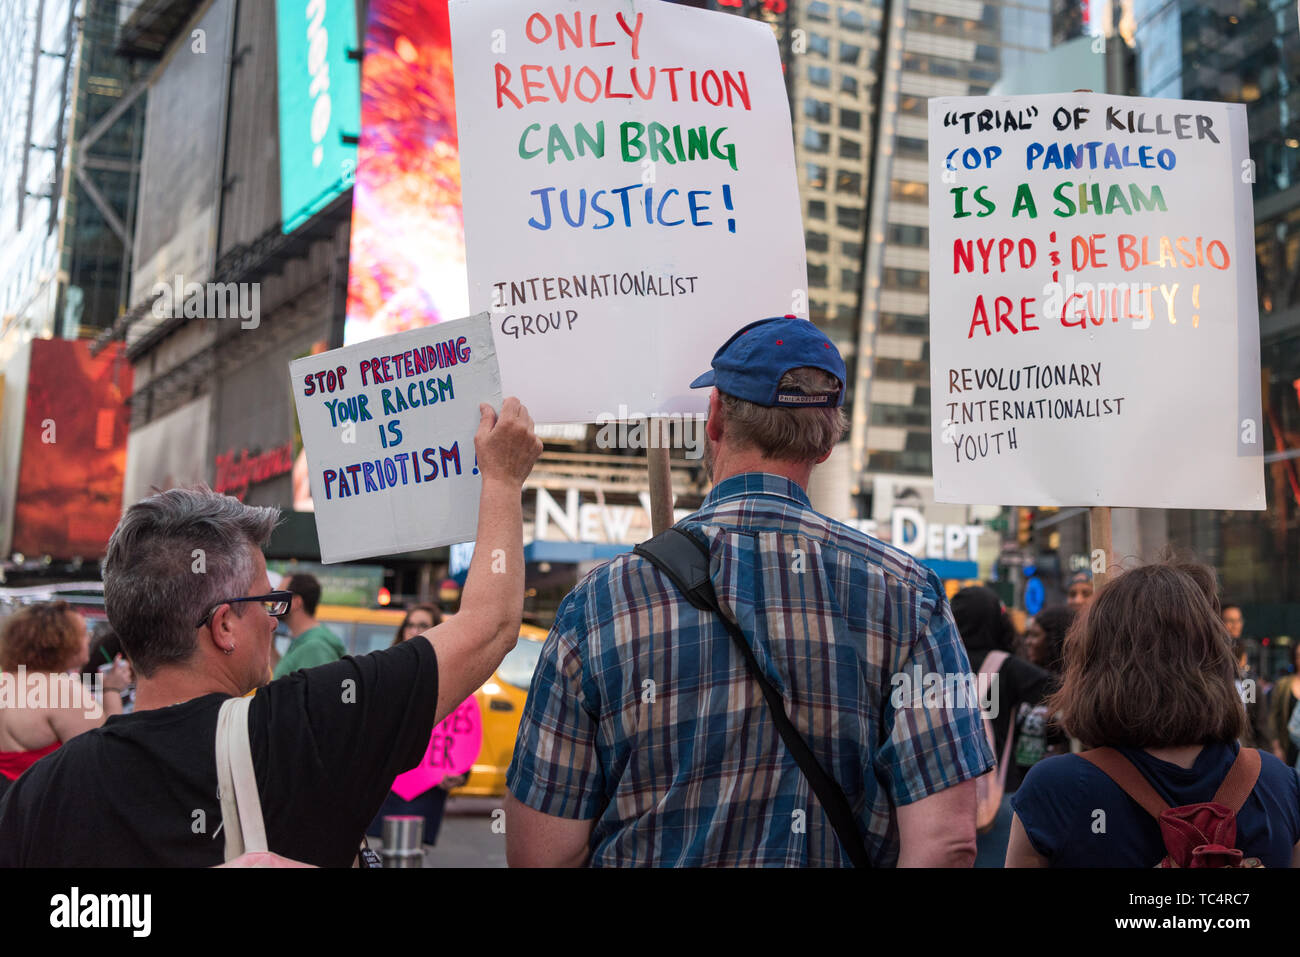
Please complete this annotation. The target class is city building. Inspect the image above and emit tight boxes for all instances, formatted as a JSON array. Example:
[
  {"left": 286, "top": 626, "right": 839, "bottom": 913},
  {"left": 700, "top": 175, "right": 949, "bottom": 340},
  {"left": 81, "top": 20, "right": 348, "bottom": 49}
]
[
  {"left": 1128, "top": 0, "right": 1300, "bottom": 663},
  {"left": 0, "top": 0, "right": 143, "bottom": 575}
]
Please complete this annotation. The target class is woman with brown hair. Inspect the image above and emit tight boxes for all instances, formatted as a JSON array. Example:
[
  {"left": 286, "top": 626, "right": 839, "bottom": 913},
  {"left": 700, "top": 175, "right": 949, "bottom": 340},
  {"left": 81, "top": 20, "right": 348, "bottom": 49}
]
[
  {"left": 390, "top": 604, "right": 442, "bottom": 647},
  {"left": 1007, "top": 561, "right": 1300, "bottom": 867},
  {"left": 0, "top": 602, "right": 132, "bottom": 796}
]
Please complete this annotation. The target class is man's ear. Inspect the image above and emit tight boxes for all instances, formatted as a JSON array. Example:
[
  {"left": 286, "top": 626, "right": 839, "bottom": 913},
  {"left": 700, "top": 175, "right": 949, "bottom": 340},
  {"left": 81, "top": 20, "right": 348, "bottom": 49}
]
[
  {"left": 206, "top": 603, "right": 237, "bottom": 654},
  {"left": 706, "top": 389, "right": 724, "bottom": 443},
  {"left": 814, "top": 445, "right": 833, "bottom": 465}
]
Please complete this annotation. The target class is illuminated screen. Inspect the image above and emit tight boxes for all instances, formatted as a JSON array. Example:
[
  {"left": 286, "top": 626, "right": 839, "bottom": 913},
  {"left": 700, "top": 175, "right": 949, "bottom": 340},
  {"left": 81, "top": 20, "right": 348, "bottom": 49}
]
[
  {"left": 344, "top": 0, "right": 468, "bottom": 345},
  {"left": 13, "top": 340, "right": 133, "bottom": 558},
  {"left": 276, "top": 0, "right": 362, "bottom": 234}
]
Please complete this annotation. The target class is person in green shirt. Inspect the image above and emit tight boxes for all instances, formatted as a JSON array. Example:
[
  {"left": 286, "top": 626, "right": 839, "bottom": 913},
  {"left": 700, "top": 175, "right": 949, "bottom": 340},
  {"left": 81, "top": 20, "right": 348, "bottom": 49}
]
[{"left": 273, "top": 573, "right": 346, "bottom": 679}]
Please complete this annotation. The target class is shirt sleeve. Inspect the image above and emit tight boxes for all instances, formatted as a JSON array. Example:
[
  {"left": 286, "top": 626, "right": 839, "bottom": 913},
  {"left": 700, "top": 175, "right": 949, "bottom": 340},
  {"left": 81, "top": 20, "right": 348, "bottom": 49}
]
[
  {"left": 1009, "top": 755, "right": 1080, "bottom": 862},
  {"left": 506, "top": 585, "right": 604, "bottom": 820},
  {"left": 874, "top": 568, "right": 997, "bottom": 806},
  {"left": 250, "top": 637, "right": 439, "bottom": 864}
]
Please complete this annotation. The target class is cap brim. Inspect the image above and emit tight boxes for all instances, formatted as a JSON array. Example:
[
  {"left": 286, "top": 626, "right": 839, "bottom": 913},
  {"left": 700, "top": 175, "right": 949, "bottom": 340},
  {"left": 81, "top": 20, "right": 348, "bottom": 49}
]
[{"left": 689, "top": 370, "right": 715, "bottom": 389}]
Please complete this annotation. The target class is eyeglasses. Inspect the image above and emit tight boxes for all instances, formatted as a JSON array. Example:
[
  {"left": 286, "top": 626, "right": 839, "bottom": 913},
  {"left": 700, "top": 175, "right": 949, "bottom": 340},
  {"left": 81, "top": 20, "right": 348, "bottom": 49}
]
[{"left": 196, "top": 590, "right": 294, "bottom": 629}]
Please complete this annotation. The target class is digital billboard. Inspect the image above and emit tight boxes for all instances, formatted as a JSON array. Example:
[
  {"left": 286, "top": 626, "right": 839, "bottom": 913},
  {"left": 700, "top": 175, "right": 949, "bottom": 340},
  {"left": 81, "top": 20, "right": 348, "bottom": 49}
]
[
  {"left": 344, "top": 0, "right": 468, "bottom": 344},
  {"left": 276, "top": 0, "right": 363, "bottom": 233},
  {"left": 12, "top": 340, "right": 133, "bottom": 559}
]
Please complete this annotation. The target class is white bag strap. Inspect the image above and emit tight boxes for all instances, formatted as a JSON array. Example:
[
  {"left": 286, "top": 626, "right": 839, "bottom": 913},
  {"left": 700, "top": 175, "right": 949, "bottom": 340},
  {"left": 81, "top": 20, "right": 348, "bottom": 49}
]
[{"left": 216, "top": 695, "right": 268, "bottom": 861}]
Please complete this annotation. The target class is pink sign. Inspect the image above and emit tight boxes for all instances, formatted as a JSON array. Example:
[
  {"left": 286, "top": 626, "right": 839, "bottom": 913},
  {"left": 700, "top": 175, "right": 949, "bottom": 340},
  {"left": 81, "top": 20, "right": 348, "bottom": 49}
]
[{"left": 391, "top": 697, "right": 483, "bottom": 800}]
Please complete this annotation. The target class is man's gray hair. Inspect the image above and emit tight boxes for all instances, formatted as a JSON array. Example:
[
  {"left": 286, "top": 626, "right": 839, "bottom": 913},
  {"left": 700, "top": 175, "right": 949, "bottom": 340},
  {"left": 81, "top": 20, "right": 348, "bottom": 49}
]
[
  {"left": 103, "top": 487, "right": 280, "bottom": 677},
  {"left": 719, "top": 367, "right": 848, "bottom": 463}
]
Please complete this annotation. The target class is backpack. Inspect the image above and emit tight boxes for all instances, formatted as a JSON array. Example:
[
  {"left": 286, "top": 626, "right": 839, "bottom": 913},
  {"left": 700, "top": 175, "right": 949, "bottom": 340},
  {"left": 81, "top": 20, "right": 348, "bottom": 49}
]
[
  {"left": 975, "top": 650, "right": 1014, "bottom": 833},
  {"left": 1079, "top": 746, "right": 1265, "bottom": 868}
]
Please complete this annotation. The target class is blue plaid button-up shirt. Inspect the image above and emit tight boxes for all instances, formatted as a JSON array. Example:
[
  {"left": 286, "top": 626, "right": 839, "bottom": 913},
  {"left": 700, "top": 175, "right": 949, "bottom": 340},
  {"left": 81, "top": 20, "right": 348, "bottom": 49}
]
[{"left": 507, "top": 472, "right": 994, "bottom": 866}]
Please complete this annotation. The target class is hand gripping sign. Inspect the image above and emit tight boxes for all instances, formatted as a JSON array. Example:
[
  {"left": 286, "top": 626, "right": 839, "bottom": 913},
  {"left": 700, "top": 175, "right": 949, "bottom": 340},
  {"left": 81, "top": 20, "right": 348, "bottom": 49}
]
[{"left": 289, "top": 312, "right": 502, "bottom": 563}]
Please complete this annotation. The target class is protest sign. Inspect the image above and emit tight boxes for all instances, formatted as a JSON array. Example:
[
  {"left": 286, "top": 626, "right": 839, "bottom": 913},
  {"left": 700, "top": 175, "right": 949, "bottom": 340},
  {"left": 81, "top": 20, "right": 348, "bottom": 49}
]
[
  {"left": 391, "top": 696, "right": 482, "bottom": 799},
  {"left": 449, "top": 0, "right": 806, "bottom": 424},
  {"left": 928, "top": 92, "right": 1264, "bottom": 509},
  {"left": 289, "top": 312, "right": 500, "bottom": 563}
]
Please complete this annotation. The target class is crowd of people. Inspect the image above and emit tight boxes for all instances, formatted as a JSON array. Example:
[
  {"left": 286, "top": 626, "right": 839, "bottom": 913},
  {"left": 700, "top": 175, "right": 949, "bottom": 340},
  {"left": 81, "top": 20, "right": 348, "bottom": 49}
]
[{"left": 0, "top": 315, "right": 1296, "bottom": 868}]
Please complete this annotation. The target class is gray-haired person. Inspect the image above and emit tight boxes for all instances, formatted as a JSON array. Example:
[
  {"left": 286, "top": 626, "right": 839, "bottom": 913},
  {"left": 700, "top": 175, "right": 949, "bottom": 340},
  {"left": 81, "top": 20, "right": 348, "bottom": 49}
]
[{"left": 0, "top": 399, "right": 542, "bottom": 866}]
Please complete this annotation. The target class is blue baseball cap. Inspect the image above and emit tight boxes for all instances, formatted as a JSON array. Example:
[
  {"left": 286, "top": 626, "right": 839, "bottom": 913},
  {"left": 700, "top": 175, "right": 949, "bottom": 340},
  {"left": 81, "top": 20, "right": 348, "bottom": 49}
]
[{"left": 689, "top": 316, "right": 846, "bottom": 407}]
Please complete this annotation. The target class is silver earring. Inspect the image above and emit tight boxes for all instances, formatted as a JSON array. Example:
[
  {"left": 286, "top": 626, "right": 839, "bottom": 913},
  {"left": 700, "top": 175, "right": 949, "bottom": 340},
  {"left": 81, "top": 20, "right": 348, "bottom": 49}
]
[{"left": 224, "top": 646, "right": 234, "bottom": 656}]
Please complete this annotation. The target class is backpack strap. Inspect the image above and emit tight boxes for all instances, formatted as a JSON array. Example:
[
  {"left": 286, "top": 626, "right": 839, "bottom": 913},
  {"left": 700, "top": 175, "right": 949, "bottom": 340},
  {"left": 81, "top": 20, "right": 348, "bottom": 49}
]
[
  {"left": 1211, "top": 747, "right": 1261, "bottom": 814},
  {"left": 976, "top": 651, "right": 1015, "bottom": 788},
  {"left": 1080, "top": 746, "right": 1263, "bottom": 820},
  {"left": 1078, "top": 747, "right": 1170, "bottom": 820},
  {"left": 634, "top": 526, "right": 872, "bottom": 868}
]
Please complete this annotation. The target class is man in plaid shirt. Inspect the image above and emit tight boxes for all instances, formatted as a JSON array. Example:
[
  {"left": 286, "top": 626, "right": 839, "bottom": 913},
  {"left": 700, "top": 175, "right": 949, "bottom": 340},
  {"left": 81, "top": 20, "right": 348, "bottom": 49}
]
[{"left": 505, "top": 317, "right": 994, "bottom": 866}]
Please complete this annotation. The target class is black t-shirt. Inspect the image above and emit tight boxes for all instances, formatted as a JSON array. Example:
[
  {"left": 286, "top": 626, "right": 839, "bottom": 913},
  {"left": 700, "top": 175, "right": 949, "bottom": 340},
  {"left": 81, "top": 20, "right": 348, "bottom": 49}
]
[{"left": 0, "top": 637, "right": 438, "bottom": 866}]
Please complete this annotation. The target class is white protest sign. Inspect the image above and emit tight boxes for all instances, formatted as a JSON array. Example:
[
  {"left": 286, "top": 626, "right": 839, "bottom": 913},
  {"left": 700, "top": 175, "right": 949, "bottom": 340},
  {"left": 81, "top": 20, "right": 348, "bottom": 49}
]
[
  {"left": 928, "top": 92, "right": 1264, "bottom": 509},
  {"left": 289, "top": 312, "right": 501, "bottom": 563},
  {"left": 449, "top": 0, "right": 806, "bottom": 424}
]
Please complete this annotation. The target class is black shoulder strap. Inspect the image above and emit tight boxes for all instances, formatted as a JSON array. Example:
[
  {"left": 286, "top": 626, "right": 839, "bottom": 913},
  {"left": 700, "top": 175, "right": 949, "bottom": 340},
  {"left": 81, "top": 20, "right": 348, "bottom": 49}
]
[{"left": 634, "top": 526, "right": 872, "bottom": 868}]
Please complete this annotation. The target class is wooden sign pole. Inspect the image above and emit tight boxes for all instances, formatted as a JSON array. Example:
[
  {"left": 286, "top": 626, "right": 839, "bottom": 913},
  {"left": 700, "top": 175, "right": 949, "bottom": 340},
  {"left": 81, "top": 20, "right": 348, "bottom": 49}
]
[
  {"left": 645, "top": 417, "right": 674, "bottom": 536},
  {"left": 1088, "top": 505, "right": 1113, "bottom": 588}
]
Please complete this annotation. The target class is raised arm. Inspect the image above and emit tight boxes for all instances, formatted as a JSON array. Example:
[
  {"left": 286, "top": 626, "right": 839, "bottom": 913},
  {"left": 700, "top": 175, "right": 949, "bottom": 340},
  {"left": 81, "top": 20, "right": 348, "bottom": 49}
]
[{"left": 421, "top": 398, "right": 542, "bottom": 725}]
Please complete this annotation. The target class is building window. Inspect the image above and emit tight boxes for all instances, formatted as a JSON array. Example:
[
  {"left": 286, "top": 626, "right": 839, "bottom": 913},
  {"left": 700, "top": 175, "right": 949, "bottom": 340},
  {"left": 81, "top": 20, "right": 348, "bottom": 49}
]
[
  {"left": 884, "top": 268, "right": 929, "bottom": 291},
  {"left": 840, "top": 108, "right": 861, "bottom": 130},
  {"left": 807, "top": 0, "right": 831, "bottom": 21},
  {"left": 809, "top": 263, "right": 829, "bottom": 287},
  {"left": 838, "top": 6, "right": 866, "bottom": 31},
  {"left": 808, "top": 64, "right": 831, "bottom": 87},
  {"left": 836, "top": 170, "right": 862, "bottom": 194},
  {"left": 841, "top": 75, "right": 859, "bottom": 97},
  {"left": 804, "top": 97, "right": 831, "bottom": 123},
  {"left": 888, "top": 223, "right": 928, "bottom": 245},
  {"left": 842, "top": 241, "right": 863, "bottom": 259},
  {"left": 806, "top": 163, "right": 828, "bottom": 189},
  {"left": 839, "top": 41, "right": 861, "bottom": 65},
  {"left": 807, "top": 32, "right": 830, "bottom": 57},
  {"left": 807, "top": 230, "right": 829, "bottom": 252},
  {"left": 896, "top": 135, "right": 927, "bottom": 156},
  {"left": 839, "top": 137, "right": 861, "bottom": 160},
  {"left": 891, "top": 179, "right": 927, "bottom": 201},
  {"left": 836, "top": 205, "right": 863, "bottom": 230},
  {"left": 808, "top": 199, "right": 827, "bottom": 220},
  {"left": 881, "top": 312, "right": 928, "bottom": 336},
  {"left": 803, "top": 128, "right": 830, "bottom": 153},
  {"left": 841, "top": 268, "right": 861, "bottom": 291}
]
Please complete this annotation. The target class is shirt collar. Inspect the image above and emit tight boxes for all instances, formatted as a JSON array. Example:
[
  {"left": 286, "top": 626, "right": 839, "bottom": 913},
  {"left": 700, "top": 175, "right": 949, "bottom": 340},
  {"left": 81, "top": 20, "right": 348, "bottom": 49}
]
[{"left": 701, "top": 472, "right": 812, "bottom": 511}]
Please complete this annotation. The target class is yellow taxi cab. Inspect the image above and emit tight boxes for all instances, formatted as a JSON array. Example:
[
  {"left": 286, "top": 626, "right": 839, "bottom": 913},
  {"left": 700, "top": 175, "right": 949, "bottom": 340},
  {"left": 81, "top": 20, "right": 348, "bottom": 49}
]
[
  {"left": 453, "top": 623, "right": 547, "bottom": 797},
  {"left": 285, "top": 604, "right": 408, "bottom": 658}
]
